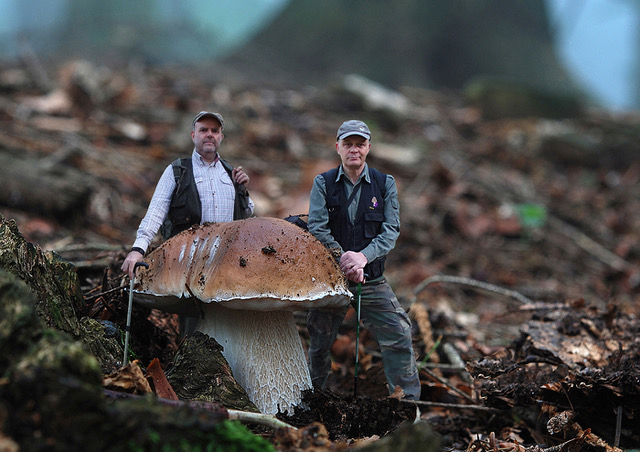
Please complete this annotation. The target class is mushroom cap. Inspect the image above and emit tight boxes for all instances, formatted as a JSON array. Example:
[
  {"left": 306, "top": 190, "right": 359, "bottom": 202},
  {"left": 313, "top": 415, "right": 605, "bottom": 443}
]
[{"left": 133, "top": 217, "right": 352, "bottom": 313}]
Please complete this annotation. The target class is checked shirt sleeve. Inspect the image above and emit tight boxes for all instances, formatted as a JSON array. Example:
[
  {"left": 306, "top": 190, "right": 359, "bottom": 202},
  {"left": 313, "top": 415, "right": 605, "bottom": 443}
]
[{"left": 132, "top": 165, "right": 176, "bottom": 252}]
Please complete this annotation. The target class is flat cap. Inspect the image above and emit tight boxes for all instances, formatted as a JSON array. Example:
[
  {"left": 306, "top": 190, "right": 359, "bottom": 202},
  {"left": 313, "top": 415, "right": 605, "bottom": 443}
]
[{"left": 192, "top": 111, "right": 224, "bottom": 129}]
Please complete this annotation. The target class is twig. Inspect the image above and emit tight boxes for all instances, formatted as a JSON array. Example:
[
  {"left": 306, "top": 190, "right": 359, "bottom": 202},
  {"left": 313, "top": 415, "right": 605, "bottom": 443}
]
[
  {"left": 84, "top": 286, "right": 124, "bottom": 302},
  {"left": 227, "top": 409, "right": 297, "bottom": 430},
  {"left": 442, "top": 342, "right": 471, "bottom": 383},
  {"left": 413, "top": 274, "right": 534, "bottom": 305},
  {"left": 419, "top": 362, "right": 466, "bottom": 371},
  {"left": 547, "top": 216, "right": 633, "bottom": 272},
  {"left": 421, "top": 366, "right": 475, "bottom": 404},
  {"left": 400, "top": 399, "right": 498, "bottom": 413},
  {"left": 494, "top": 302, "right": 571, "bottom": 319}
]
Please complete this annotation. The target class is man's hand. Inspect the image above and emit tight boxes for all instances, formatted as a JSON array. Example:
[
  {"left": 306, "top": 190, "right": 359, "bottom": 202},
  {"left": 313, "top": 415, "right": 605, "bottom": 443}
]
[
  {"left": 121, "top": 250, "right": 144, "bottom": 279},
  {"left": 340, "top": 251, "right": 367, "bottom": 283},
  {"left": 232, "top": 166, "right": 250, "bottom": 186}
]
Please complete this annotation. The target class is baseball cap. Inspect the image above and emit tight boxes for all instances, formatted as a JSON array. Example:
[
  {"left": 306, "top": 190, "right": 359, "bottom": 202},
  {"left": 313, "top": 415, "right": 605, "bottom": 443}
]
[
  {"left": 192, "top": 111, "right": 224, "bottom": 130},
  {"left": 336, "top": 120, "right": 371, "bottom": 141}
]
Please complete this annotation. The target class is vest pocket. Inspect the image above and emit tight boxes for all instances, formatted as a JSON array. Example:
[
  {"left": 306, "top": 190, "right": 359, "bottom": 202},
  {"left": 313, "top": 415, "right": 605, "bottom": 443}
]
[
  {"left": 364, "top": 211, "right": 384, "bottom": 238},
  {"left": 327, "top": 203, "right": 341, "bottom": 222}
]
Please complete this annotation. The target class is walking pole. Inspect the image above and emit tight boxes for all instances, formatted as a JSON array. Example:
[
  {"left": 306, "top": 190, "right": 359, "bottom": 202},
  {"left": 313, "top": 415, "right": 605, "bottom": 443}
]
[
  {"left": 353, "top": 280, "right": 362, "bottom": 398},
  {"left": 123, "top": 261, "right": 148, "bottom": 366}
]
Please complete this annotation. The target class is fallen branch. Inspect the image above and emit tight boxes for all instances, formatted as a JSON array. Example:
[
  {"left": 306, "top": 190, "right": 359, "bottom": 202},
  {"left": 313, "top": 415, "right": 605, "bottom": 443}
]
[
  {"left": 400, "top": 399, "right": 499, "bottom": 413},
  {"left": 413, "top": 274, "right": 534, "bottom": 305},
  {"left": 103, "top": 389, "right": 296, "bottom": 430}
]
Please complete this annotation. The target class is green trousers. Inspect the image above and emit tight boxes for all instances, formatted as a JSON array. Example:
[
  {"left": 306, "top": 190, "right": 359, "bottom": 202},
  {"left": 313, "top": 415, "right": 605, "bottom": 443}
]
[{"left": 307, "top": 277, "right": 421, "bottom": 400}]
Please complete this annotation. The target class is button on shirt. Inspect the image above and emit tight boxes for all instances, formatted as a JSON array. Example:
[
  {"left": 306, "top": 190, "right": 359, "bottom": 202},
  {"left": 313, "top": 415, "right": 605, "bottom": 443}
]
[
  {"left": 194, "top": 154, "right": 237, "bottom": 223},
  {"left": 132, "top": 150, "right": 254, "bottom": 252}
]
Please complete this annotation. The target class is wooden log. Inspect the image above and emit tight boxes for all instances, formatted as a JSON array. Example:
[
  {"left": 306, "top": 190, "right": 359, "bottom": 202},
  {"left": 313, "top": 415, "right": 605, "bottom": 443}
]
[{"left": 0, "top": 152, "right": 92, "bottom": 223}]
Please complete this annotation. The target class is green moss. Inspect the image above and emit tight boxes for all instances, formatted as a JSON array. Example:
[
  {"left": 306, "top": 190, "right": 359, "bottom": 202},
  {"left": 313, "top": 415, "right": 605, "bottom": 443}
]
[{"left": 125, "top": 421, "right": 274, "bottom": 452}]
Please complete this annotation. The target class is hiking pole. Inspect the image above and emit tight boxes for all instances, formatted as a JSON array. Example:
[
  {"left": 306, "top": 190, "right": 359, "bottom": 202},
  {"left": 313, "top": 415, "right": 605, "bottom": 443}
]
[
  {"left": 353, "top": 272, "right": 368, "bottom": 397},
  {"left": 123, "top": 261, "right": 148, "bottom": 366},
  {"left": 354, "top": 280, "right": 362, "bottom": 397}
]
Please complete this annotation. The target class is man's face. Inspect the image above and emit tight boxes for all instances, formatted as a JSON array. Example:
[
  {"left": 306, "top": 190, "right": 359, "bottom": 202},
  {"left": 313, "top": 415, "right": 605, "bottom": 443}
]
[
  {"left": 192, "top": 117, "right": 224, "bottom": 163},
  {"left": 336, "top": 135, "right": 370, "bottom": 171}
]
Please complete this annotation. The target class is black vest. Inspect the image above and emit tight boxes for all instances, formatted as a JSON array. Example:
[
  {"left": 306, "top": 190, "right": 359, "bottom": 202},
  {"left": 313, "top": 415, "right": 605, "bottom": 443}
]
[
  {"left": 322, "top": 166, "right": 388, "bottom": 279},
  {"left": 162, "top": 157, "right": 251, "bottom": 240}
]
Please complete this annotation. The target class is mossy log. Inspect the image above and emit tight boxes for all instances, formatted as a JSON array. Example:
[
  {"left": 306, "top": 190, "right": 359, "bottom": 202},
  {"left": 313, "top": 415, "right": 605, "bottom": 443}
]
[
  {"left": 0, "top": 214, "right": 126, "bottom": 371},
  {"left": 0, "top": 214, "right": 83, "bottom": 336},
  {"left": 0, "top": 269, "right": 274, "bottom": 451}
]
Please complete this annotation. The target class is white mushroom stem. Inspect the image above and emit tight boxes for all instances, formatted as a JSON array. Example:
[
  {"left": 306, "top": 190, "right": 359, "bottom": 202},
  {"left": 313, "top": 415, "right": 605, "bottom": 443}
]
[{"left": 197, "top": 302, "right": 312, "bottom": 415}]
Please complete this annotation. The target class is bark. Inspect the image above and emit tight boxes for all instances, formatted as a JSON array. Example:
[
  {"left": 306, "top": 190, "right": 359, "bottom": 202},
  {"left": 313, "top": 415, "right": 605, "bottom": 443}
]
[
  {"left": 165, "top": 331, "right": 260, "bottom": 413},
  {"left": 0, "top": 214, "right": 84, "bottom": 336}
]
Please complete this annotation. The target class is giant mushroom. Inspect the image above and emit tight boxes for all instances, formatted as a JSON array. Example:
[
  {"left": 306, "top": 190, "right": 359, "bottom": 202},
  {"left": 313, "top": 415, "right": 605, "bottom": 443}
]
[{"left": 132, "top": 217, "right": 351, "bottom": 414}]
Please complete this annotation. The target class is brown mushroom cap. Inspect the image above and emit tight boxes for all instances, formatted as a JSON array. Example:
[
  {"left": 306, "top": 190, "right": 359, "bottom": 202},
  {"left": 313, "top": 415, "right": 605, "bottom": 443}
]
[{"left": 133, "top": 217, "right": 351, "bottom": 313}]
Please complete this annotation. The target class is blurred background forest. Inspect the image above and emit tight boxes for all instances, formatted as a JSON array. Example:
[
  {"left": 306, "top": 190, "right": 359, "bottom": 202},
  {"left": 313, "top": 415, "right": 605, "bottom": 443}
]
[{"left": 1, "top": 0, "right": 639, "bottom": 111}]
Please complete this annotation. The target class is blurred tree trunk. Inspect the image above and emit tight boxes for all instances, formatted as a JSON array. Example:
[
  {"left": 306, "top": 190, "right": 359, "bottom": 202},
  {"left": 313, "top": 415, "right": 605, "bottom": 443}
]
[{"left": 225, "top": 0, "right": 574, "bottom": 93}]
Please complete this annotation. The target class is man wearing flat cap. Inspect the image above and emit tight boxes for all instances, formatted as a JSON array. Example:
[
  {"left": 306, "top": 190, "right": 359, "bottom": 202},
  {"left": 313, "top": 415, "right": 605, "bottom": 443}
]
[
  {"left": 306, "top": 120, "right": 420, "bottom": 400},
  {"left": 122, "top": 111, "right": 254, "bottom": 278}
]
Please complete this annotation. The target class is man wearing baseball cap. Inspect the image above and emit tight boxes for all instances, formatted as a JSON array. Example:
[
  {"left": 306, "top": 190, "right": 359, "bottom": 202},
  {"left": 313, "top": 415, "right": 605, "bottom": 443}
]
[
  {"left": 122, "top": 111, "right": 254, "bottom": 279},
  {"left": 306, "top": 120, "right": 420, "bottom": 400}
]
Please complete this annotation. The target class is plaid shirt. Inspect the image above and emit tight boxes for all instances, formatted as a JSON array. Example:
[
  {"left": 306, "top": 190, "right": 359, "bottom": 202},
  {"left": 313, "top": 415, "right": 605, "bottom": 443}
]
[{"left": 132, "top": 150, "right": 254, "bottom": 252}]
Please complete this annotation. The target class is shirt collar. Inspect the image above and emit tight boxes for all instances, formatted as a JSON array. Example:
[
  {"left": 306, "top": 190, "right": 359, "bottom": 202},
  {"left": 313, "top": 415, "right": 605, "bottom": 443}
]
[
  {"left": 337, "top": 163, "right": 370, "bottom": 185},
  {"left": 192, "top": 149, "right": 220, "bottom": 167}
]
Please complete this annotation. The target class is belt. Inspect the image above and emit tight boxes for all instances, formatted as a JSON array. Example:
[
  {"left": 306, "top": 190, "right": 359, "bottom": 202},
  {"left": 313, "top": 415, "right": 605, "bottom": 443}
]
[{"left": 348, "top": 276, "right": 386, "bottom": 288}]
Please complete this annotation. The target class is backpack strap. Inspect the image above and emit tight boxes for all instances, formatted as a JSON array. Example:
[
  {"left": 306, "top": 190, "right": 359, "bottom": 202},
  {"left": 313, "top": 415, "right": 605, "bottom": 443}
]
[{"left": 171, "top": 157, "right": 190, "bottom": 188}]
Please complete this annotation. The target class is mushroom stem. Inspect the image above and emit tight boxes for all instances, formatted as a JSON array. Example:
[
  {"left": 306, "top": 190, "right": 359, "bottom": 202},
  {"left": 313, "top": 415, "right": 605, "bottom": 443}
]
[{"left": 197, "top": 302, "right": 312, "bottom": 415}]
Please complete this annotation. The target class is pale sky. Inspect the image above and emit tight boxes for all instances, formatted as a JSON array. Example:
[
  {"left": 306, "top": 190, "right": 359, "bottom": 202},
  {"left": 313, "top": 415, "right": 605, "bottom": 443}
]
[{"left": 546, "top": 0, "right": 638, "bottom": 110}]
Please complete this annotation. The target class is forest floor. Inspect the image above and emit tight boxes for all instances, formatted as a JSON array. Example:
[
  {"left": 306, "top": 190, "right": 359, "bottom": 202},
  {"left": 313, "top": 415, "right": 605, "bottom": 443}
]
[{"left": 1, "top": 57, "right": 640, "bottom": 450}]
